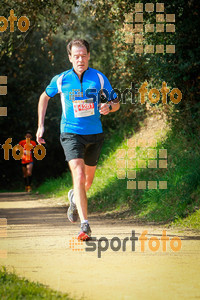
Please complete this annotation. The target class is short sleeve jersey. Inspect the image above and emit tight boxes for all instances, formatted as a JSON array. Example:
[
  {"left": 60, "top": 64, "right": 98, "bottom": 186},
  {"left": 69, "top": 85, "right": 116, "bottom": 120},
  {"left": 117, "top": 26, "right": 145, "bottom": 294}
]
[
  {"left": 45, "top": 67, "right": 117, "bottom": 135},
  {"left": 19, "top": 139, "right": 37, "bottom": 164}
]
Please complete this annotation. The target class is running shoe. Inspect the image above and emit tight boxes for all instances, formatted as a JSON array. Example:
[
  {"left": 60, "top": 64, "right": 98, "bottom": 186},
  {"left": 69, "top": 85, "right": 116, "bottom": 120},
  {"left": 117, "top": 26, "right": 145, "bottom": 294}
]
[
  {"left": 78, "top": 222, "right": 91, "bottom": 241},
  {"left": 26, "top": 186, "right": 31, "bottom": 193},
  {"left": 67, "top": 189, "right": 78, "bottom": 223}
]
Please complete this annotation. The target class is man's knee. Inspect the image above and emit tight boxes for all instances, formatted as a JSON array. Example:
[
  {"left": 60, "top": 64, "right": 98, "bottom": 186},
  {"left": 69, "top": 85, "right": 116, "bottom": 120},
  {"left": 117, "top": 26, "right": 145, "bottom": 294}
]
[
  {"left": 71, "top": 166, "right": 86, "bottom": 186},
  {"left": 76, "top": 170, "right": 86, "bottom": 186}
]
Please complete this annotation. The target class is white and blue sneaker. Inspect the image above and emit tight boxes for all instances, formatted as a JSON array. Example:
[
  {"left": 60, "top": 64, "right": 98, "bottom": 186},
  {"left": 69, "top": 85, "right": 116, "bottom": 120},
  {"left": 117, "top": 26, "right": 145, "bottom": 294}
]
[{"left": 67, "top": 189, "right": 78, "bottom": 223}]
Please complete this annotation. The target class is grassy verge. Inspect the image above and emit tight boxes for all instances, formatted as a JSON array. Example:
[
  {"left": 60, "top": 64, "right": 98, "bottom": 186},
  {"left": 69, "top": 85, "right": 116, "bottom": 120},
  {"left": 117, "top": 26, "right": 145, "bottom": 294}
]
[
  {"left": 0, "top": 267, "right": 75, "bottom": 300},
  {"left": 171, "top": 209, "right": 200, "bottom": 229},
  {"left": 36, "top": 105, "right": 200, "bottom": 230}
]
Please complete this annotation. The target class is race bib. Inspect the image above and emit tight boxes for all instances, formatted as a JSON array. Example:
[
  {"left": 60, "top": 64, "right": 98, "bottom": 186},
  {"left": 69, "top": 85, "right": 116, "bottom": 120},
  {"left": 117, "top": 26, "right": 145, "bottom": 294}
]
[{"left": 73, "top": 99, "right": 94, "bottom": 118}]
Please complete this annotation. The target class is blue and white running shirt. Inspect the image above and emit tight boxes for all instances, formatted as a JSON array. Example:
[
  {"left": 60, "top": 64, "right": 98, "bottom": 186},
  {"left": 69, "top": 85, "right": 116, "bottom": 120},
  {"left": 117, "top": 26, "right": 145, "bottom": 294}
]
[{"left": 45, "top": 67, "right": 117, "bottom": 135}]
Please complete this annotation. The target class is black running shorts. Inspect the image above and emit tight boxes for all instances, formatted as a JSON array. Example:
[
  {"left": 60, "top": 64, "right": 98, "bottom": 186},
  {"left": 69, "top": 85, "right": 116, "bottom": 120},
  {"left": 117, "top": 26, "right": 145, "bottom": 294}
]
[{"left": 60, "top": 132, "right": 104, "bottom": 166}]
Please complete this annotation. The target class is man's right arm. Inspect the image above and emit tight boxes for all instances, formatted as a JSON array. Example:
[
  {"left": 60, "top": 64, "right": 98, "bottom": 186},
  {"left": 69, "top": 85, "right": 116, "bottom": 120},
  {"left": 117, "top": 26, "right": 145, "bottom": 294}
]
[{"left": 36, "top": 91, "right": 50, "bottom": 144}]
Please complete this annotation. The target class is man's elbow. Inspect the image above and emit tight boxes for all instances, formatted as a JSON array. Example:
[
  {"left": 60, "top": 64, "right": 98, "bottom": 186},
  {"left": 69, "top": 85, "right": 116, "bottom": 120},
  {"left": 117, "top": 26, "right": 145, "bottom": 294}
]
[{"left": 40, "top": 91, "right": 50, "bottom": 102}]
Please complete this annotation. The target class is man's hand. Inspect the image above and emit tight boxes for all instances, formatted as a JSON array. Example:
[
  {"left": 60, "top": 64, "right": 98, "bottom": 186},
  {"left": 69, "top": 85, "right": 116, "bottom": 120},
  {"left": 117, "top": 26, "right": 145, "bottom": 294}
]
[
  {"left": 99, "top": 103, "right": 110, "bottom": 115},
  {"left": 36, "top": 126, "right": 45, "bottom": 144}
]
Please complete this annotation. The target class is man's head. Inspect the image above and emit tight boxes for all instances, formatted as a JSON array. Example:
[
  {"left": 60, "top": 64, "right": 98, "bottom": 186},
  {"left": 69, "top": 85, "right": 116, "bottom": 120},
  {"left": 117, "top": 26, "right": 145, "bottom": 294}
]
[
  {"left": 25, "top": 131, "right": 32, "bottom": 139},
  {"left": 67, "top": 39, "right": 90, "bottom": 77}
]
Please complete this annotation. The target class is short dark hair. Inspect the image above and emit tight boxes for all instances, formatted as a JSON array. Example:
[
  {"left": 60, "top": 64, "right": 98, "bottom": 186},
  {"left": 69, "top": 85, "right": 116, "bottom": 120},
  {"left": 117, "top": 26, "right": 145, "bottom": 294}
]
[
  {"left": 25, "top": 130, "right": 32, "bottom": 135},
  {"left": 67, "top": 39, "right": 90, "bottom": 55}
]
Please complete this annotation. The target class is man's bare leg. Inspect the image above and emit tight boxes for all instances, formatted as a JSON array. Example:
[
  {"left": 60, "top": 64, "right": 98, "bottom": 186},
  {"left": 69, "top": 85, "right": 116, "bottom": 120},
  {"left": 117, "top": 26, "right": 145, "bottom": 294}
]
[
  {"left": 85, "top": 164, "right": 97, "bottom": 192},
  {"left": 27, "top": 163, "right": 33, "bottom": 177},
  {"left": 68, "top": 159, "right": 97, "bottom": 221},
  {"left": 69, "top": 158, "right": 87, "bottom": 222},
  {"left": 22, "top": 165, "right": 28, "bottom": 191}
]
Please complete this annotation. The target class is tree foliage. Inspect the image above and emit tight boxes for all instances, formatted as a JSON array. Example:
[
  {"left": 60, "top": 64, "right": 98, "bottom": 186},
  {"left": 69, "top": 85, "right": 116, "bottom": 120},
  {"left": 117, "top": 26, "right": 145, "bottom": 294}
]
[{"left": 0, "top": 0, "right": 199, "bottom": 189}]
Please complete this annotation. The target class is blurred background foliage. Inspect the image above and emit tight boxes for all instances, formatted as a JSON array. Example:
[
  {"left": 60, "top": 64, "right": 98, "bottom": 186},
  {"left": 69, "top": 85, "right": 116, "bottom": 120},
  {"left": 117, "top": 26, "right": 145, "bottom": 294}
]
[{"left": 0, "top": 0, "right": 200, "bottom": 190}]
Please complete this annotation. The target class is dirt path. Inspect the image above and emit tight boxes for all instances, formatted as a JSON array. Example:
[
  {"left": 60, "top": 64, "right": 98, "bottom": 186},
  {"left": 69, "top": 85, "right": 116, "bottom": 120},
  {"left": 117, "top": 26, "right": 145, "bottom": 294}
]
[{"left": 0, "top": 192, "right": 200, "bottom": 300}]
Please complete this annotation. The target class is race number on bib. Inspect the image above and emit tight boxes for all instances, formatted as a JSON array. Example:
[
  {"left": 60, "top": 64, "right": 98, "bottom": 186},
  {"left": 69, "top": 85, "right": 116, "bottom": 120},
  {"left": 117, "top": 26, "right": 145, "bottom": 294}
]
[{"left": 73, "top": 99, "right": 94, "bottom": 118}]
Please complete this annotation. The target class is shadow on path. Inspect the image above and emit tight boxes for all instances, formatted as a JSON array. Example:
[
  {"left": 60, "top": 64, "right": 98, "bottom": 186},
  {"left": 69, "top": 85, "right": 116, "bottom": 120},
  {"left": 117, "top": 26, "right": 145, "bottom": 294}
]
[
  {"left": 0, "top": 192, "right": 41, "bottom": 202},
  {"left": 0, "top": 206, "right": 68, "bottom": 227}
]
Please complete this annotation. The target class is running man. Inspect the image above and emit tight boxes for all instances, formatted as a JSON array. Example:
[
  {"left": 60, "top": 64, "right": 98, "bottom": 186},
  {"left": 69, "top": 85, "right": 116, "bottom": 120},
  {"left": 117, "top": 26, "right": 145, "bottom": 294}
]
[
  {"left": 36, "top": 39, "right": 120, "bottom": 240},
  {"left": 19, "top": 131, "right": 36, "bottom": 192}
]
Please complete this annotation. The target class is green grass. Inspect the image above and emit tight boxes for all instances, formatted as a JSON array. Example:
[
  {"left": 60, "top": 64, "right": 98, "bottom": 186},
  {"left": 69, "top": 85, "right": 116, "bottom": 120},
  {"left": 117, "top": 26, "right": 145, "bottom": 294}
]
[
  {"left": 0, "top": 267, "right": 75, "bottom": 300},
  {"left": 36, "top": 174, "right": 72, "bottom": 196},
  {"left": 172, "top": 208, "right": 200, "bottom": 229}
]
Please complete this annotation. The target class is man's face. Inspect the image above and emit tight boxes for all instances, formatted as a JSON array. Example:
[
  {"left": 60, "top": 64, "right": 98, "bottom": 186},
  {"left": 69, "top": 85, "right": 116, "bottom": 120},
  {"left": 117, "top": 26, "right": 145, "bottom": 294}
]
[
  {"left": 25, "top": 133, "right": 32, "bottom": 139},
  {"left": 69, "top": 45, "right": 90, "bottom": 76}
]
